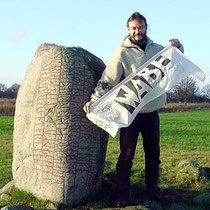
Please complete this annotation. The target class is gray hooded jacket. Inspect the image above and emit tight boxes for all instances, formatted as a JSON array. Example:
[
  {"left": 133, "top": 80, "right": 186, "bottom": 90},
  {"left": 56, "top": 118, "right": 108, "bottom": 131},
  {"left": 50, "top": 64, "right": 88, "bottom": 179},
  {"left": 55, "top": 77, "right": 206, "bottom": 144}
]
[{"left": 90, "top": 36, "right": 184, "bottom": 113}]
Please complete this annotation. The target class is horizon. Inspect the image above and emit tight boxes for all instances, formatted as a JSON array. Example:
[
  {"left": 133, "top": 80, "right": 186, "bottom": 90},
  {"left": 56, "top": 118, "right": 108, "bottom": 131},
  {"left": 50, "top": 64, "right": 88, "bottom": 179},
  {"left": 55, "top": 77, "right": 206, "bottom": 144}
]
[{"left": 1, "top": 0, "right": 209, "bottom": 88}]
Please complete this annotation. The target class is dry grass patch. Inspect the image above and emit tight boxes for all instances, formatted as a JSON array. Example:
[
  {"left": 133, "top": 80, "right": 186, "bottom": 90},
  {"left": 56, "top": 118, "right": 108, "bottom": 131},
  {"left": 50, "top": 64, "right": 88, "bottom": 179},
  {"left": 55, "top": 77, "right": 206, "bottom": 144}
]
[
  {"left": 160, "top": 102, "right": 210, "bottom": 112},
  {"left": 0, "top": 99, "right": 16, "bottom": 115}
]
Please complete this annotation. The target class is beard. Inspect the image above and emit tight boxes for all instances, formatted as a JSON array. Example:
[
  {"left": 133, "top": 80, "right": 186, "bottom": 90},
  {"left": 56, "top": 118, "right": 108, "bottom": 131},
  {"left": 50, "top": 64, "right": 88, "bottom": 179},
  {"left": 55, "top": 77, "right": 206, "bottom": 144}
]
[{"left": 130, "top": 33, "right": 146, "bottom": 45}]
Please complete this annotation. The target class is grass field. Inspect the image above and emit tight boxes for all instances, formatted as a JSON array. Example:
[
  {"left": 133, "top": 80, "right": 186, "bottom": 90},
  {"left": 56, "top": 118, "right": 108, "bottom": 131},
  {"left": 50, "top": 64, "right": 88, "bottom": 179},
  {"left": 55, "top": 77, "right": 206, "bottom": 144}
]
[
  {"left": 0, "top": 110, "right": 210, "bottom": 209},
  {"left": 107, "top": 110, "right": 210, "bottom": 182},
  {"left": 0, "top": 116, "right": 13, "bottom": 189}
]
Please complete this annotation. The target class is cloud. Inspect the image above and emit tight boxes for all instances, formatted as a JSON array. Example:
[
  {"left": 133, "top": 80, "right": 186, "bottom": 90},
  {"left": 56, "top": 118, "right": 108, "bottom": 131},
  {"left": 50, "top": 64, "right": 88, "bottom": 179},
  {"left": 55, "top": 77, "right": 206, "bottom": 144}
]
[{"left": 13, "top": 27, "right": 29, "bottom": 43}]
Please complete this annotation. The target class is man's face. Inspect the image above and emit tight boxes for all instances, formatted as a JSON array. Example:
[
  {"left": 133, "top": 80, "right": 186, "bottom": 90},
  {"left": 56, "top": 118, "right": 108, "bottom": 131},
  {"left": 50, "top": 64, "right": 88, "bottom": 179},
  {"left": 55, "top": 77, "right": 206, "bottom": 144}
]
[{"left": 127, "top": 19, "right": 147, "bottom": 44}]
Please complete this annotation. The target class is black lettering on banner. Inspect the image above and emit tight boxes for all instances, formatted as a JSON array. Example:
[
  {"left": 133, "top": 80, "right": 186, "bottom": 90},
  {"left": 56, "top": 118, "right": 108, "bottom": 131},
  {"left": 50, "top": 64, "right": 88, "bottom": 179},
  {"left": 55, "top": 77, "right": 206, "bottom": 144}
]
[
  {"left": 147, "top": 64, "right": 157, "bottom": 70},
  {"left": 115, "top": 82, "right": 141, "bottom": 114},
  {"left": 116, "top": 89, "right": 128, "bottom": 98},
  {"left": 146, "top": 64, "right": 165, "bottom": 79},
  {"left": 134, "top": 101, "right": 140, "bottom": 107},
  {"left": 114, "top": 57, "right": 171, "bottom": 114},
  {"left": 155, "top": 55, "right": 171, "bottom": 66},
  {"left": 124, "top": 80, "right": 139, "bottom": 100},
  {"left": 115, "top": 90, "right": 148, "bottom": 114},
  {"left": 132, "top": 75, "right": 152, "bottom": 88},
  {"left": 114, "top": 75, "right": 152, "bottom": 113},
  {"left": 114, "top": 100, "right": 135, "bottom": 114},
  {"left": 137, "top": 84, "right": 142, "bottom": 90},
  {"left": 162, "top": 58, "right": 171, "bottom": 66},
  {"left": 149, "top": 73, "right": 156, "bottom": 80},
  {"left": 146, "top": 57, "right": 171, "bottom": 79},
  {"left": 155, "top": 55, "right": 163, "bottom": 62},
  {"left": 141, "top": 91, "right": 148, "bottom": 99},
  {"left": 115, "top": 87, "right": 136, "bottom": 114}
]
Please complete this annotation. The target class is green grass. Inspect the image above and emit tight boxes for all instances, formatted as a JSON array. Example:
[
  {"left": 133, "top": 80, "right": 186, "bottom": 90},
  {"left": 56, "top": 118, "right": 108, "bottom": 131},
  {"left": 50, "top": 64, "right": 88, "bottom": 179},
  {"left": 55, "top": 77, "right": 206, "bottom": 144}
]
[
  {"left": 106, "top": 109, "right": 210, "bottom": 170},
  {"left": 105, "top": 110, "right": 210, "bottom": 209},
  {"left": 160, "top": 110, "right": 210, "bottom": 149},
  {"left": 0, "top": 116, "right": 14, "bottom": 136},
  {"left": 0, "top": 110, "right": 210, "bottom": 209},
  {"left": 0, "top": 188, "right": 49, "bottom": 210},
  {"left": 0, "top": 116, "right": 13, "bottom": 189},
  {"left": 0, "top": 116, "right": 53, "bottom": 209}
]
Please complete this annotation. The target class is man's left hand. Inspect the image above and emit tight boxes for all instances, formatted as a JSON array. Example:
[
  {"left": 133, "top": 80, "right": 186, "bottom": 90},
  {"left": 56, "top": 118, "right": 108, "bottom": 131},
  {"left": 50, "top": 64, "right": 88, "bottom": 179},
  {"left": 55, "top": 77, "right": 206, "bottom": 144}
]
[{"left": 169, "top": 39, "right": 181, "bottom": 48}]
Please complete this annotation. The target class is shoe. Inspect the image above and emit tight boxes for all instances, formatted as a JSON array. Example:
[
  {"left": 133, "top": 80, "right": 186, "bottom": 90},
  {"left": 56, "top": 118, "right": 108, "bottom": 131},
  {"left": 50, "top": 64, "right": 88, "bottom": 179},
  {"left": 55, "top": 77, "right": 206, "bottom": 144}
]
[{"left": 115, "top": 199, "right": 127, "bottom": 208}]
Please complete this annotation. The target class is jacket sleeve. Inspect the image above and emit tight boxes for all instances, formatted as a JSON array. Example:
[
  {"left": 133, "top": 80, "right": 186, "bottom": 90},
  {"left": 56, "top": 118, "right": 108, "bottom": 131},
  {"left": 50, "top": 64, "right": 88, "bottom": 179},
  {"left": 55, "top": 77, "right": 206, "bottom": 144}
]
[{"left": 90, "top": 57, "right": 124, "bottom": 103}]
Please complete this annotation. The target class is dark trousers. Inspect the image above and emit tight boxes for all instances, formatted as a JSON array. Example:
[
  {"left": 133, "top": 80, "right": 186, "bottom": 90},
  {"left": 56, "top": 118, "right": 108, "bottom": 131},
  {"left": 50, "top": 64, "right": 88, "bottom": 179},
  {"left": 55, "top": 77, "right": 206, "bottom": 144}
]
[{"left": 116, "top": 111, "right": 161, "bottom": 199}]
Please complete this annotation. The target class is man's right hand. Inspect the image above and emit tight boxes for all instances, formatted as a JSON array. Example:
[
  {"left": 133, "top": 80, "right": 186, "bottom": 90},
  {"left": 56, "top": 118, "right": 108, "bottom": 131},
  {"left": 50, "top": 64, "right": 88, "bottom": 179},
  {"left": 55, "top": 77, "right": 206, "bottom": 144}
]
[{"left": 83, "top": 101, "right": 93, "bottom": 113}]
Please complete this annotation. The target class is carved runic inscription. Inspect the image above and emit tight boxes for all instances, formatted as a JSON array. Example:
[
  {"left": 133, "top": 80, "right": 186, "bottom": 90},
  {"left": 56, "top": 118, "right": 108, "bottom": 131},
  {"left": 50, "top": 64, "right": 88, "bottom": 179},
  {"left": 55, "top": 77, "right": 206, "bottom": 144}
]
[
  {"left": 32, "top": 46, "right": 102, "bottom": 185},
  {"left": 12, "top": 44, "right": 108, "bottom": 205}
]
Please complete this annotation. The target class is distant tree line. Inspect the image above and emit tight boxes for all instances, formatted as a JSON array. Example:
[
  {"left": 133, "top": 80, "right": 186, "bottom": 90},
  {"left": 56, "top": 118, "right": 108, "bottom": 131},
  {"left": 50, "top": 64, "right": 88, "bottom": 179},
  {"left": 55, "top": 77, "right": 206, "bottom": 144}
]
[
  {"left": 0, "top": 78, "right": 210, "bottom": 104},
  {"left": 167, "top": 76, "right": 210, "bottom": 104},
  {"left": 0, "top": 83, "right": 20, "bottom": 98}
]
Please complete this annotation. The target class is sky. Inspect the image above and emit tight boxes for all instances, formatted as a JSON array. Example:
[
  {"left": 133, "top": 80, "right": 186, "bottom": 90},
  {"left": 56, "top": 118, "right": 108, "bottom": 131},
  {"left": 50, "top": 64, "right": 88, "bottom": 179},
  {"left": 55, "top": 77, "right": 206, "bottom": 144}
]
[{"left": 1, "top": 0, "right": 210, "bottom": 89}]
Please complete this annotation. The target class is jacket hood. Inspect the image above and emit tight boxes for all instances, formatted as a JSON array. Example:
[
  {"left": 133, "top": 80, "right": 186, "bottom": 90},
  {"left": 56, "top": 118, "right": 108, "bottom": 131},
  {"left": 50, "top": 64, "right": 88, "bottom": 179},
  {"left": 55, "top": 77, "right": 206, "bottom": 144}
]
[{"left": 121, "top": 36, "right": 153, "bottom": 49}]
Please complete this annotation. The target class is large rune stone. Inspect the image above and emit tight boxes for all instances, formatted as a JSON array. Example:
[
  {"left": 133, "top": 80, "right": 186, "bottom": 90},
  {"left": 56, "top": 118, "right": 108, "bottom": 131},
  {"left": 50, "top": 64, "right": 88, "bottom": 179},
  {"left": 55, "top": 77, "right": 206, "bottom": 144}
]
[{"left": 12, "top": 43, "right": 108, "bottom": 206}]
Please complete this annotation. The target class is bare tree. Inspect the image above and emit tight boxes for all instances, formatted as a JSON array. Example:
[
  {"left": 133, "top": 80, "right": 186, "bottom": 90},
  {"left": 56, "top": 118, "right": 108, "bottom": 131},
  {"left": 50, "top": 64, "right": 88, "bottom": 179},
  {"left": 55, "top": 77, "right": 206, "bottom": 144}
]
[
  {"left": 173, "top": 76, "right": 199, "bottom": 105},
  {"left": 0, "top": 83, "right": 7, "bottom": 98},
  {"left": 5, "top": 83, "right": 20, "bottom": 98},
  {"left": 201, "top": 84, "right": 210, "bottom": 100}
]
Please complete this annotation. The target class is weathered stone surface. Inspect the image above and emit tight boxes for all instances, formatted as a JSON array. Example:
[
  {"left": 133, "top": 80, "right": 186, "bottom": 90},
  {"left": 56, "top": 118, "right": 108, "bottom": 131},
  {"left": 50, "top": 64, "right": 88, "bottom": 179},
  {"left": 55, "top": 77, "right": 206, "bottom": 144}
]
[
  {"left": 159, "top": 187, "right": 181, "bottom": 202},
  {"left": 0, "top": 181, "right": 14, "bottom": 194},
  {"left": 130, "top": 182, "right": 146, "bottom": 198},
  {"left": 143, "top": 200, "right": 163, "bottom": 210},
  {"left": 193, "top": 192, "right": 210, "bottom": 206},
  {"left": 98, "top": 178, "right": 116, "bottom": 203},
  {"left": 163, "top": 203, "right": 186, "bottom": 210},
  {"left": 201, "top": 187, "right": 210, "bottom": 193},
  {"left": 12, "top": 43, "right": 108, "bottom": 206},
  {"left": 178, "top": 160, "right": 199, "bottom": 168},
  {"left": 46, "top": 202, "right": 57, "bottom": 210},
  {"left": 0, "top": 205, "right": 33, "bottom": 210},
  {"left": 101, "top": 205, "right": 150, "bottom": 210},
  {"left": 120, "top": 205, "right": 150, "bottom": 210}
]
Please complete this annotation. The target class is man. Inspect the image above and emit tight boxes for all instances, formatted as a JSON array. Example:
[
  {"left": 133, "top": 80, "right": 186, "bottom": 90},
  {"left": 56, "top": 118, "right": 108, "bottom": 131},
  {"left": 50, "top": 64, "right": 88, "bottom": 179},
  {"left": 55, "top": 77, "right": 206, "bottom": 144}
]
[{"left": 83, "top": 12, "right": 184, "bottom": 207}]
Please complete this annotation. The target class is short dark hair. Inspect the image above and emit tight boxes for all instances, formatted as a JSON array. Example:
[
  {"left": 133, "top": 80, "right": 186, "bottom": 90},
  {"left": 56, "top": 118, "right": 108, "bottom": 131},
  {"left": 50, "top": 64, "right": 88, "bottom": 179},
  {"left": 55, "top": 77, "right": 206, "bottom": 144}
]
[{"left": 127, "top": 12, "right": 147, "bottom": 28}]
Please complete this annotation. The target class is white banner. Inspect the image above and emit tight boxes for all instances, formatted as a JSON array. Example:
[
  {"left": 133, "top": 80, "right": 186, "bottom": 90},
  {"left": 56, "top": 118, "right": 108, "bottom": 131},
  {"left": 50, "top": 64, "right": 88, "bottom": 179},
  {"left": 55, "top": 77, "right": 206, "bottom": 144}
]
[{"left": 86, "top": 46, "right": 205, "bottom": 137}]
